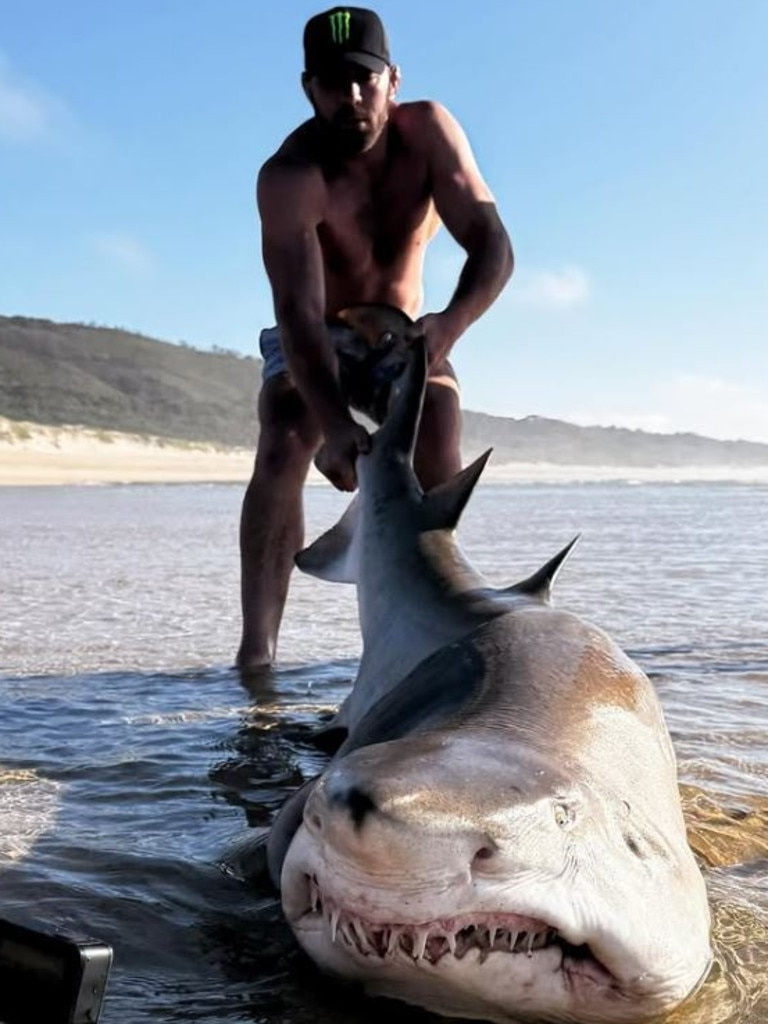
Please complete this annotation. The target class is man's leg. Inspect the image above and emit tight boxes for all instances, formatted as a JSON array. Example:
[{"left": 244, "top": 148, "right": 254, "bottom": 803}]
[
  {"left": 414, "top": 361, "right": 462, "bottom": 490},
  {"left": 237, "top": 375, "right": 321, "bottom": 671}
]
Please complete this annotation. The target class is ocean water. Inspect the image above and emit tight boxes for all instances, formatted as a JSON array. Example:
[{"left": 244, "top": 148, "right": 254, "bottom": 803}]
[{"left": 1, "top": 481, "right": 767, "bottom": 1024}]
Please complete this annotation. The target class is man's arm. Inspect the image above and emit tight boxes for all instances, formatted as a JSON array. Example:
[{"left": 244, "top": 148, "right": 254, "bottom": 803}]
[
  {"left": 257, "top": 159, "right": 369, "bottom": 490},
  {"left": 416, "top": 102, "right": 514, "bottom": 364}
]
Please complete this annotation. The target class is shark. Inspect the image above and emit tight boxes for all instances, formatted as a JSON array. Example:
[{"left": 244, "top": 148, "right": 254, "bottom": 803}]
[{"left": 267, "top": 315, "right": 712, "bottom": 1023}]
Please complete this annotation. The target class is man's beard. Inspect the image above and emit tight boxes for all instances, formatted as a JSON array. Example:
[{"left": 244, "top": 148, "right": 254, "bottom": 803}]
[{"left": 314, "top": 105, "right": 384, "bottom": 157}]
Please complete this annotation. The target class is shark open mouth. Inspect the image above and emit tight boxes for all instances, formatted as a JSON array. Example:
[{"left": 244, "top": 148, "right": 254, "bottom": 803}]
[{"left": 301, "top": 874, "right": 619, "bottom": 991}]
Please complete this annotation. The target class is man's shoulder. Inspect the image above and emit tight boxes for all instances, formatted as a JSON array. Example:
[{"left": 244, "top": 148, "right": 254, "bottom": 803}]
[
  {"left": 391, "top": 100, "right": 462, "bottom": 147},
  {"left": 260, "top": 121, "right": 322, "bottom": 180},
  {"left": 257, "top": 124, "right": 327, "bottom": 219},
  {"left": 392, "top": 100, "right": 455, "bottom": 129}
]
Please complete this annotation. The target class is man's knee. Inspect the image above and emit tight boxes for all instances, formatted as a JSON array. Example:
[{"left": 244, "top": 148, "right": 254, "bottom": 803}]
[
  {"left": 254, "top": 378, "right": 320, "bottom": 479},
  {"left": 255, "top": 428, "right": 317, "bottom": 482},
  {"left": 415, "top": 374, "right": 462, "bottom": 489},
  {"left": 426, "top": 357, "right": 459, "bottom": 393},
  {"left": 422, "top": 371, "right": 460, "bottom": 435}
]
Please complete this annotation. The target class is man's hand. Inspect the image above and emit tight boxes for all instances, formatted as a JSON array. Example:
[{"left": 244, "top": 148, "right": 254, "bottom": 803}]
[
  {"left": 412, "top": 310, "right": 462, "bottom": 368},
  {"left": 314, "top": 420, "right": 372, "bottom": 491}
]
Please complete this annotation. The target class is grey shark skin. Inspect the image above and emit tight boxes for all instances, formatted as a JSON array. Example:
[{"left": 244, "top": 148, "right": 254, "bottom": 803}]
[{"left": 270, "top": 335, "right": 712, "bottom": 1023}]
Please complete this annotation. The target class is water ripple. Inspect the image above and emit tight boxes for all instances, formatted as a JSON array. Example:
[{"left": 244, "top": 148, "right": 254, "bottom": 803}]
[{"left": 1, "top": 483, "right": 767, "bottom": 1022}]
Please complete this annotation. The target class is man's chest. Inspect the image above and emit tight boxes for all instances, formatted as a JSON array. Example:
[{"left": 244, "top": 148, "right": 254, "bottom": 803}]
[{"left": 319, "top": 161, "right": 435, "bottom": 267}]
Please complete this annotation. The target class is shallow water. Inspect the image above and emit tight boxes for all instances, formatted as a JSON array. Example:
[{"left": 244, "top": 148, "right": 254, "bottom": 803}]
[{"left": 1, "top": 482, "right": 767, "bottom": 1023}]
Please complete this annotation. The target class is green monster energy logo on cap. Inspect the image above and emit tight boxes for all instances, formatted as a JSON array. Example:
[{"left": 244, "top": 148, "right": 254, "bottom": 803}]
[{"left": 329, "top": 9, "right": 351, "bottom": 44}]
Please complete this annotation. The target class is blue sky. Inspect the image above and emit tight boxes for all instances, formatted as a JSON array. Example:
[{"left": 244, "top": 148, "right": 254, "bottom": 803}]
[{"left": 1, "top": 1, "right": 767, "bottom": 442}]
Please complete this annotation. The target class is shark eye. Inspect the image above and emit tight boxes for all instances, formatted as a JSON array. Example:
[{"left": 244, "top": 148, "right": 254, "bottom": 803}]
[{"left": 553, "top": 802, "right": 576, "bottom": 829}]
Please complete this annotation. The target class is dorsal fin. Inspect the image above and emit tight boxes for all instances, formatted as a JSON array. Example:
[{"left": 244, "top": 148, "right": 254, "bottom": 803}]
[
  {"left": 419, "top": 449, "right": 493, "bottom": 532},
  {"left": 505, "top": 534, "right": 581, "bottom": 604},
  {"left": 294, "top": 496, "right": 360, "bottom": 583}
]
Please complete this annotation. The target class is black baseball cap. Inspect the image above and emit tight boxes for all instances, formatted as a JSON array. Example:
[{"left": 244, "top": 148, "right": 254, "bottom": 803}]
[{"left": 304, "top": 7, "right": 390, "bottom": 76}]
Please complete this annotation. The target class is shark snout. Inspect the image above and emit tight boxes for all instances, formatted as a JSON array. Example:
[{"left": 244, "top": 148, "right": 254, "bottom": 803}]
[
  {"left": 303, "top": 769, "right": 495, "bottom": 885},
  {"left": 327, "top": 780, "right": 378, "bottom": 827},
  {"left": 300, "top": 743, "right": 579, "bottom": 896}
]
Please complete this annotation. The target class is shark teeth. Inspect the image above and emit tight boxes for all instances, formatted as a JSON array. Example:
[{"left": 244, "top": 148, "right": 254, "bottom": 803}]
[{"left": 305, "top": 875, "right": 561, "bottom": 965}]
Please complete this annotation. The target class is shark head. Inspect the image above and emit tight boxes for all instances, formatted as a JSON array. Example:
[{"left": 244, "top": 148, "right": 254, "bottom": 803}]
[
  {"left": 333, "top": 303, "right": 419, "bottom": 424},
  {"left": 282, "top": 700, "right": 712, "bottom": 1023}
]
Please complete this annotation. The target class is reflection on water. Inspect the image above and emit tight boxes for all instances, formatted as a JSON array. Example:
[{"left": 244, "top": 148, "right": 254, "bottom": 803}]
[{"left": 1, "top": 482, "right": 767, "bottom": 1022}]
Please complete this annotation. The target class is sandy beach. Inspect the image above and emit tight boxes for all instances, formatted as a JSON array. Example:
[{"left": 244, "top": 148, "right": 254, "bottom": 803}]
[
  {"left": 2, "top": 416, "right": 768, "bottom": 486},
  {"left": 0, "top": 418, "right": 255, "bottom": 486}
]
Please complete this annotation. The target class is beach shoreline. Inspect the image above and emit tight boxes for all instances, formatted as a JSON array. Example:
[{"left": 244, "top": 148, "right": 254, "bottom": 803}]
[{"left": 2, "top": 417, "right": 768, "bottom": 487}]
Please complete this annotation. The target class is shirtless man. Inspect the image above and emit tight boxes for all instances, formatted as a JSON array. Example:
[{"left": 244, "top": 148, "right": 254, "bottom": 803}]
[{"left": 237, "top": 6, "right": 513, "bottom": 670}]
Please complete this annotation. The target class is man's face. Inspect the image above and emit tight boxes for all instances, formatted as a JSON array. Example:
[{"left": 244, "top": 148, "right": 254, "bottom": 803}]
[{"left": 304, "top": 63, "right": 398, "bottom": 156}]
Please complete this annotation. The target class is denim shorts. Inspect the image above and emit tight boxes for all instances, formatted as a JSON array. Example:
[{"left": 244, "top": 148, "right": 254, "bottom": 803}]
[{"left": 258, "top": 324, "right": 357, "bottom": 382}]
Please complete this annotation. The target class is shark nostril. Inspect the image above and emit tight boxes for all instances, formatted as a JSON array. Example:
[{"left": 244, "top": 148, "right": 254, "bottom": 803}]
[
  {"left": 331, "top": 785, "right": 377, "bottom": 828},
  {"left": 308, "top": 812, "right": 323, "bottom": 832}
]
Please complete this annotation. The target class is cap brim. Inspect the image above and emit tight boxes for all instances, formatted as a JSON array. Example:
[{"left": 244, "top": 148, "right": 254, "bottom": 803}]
[
  {"left": 343, "top": 51, "right": 387, "bottom": 73},
  {"left": 310, "top": 51, "right": 388, "bottom": 75}
]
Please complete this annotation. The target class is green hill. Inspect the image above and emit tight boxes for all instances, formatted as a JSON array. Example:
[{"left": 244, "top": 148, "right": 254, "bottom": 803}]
[
  {"left": 460, "top": 410, "right": 768, "bottom": 468},
  {"left": 0, "top": 315, "right": 261, "bottom": 447},
  {"left": 2, "top": 314, "right": 768, "bottom": 468}
]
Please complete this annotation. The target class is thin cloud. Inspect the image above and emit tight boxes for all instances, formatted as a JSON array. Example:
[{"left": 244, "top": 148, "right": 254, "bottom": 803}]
[
  {"left": 91, "top": 233, "right": 156, "bottom": 274},
  {"left": 0, "top": 55, "right": 68, "bottom": 143},
  {"left": 567, "top": 375, "right": 768, "bottom": 444},
  {"left": 656, "top": 374, "right": 768, "bottom": 443},
  {"left": 510, "top": 266, "right": 591, "bottom": 308},
  {"left": 427, "top": 248, "right": 591, "bottom": 312}
]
